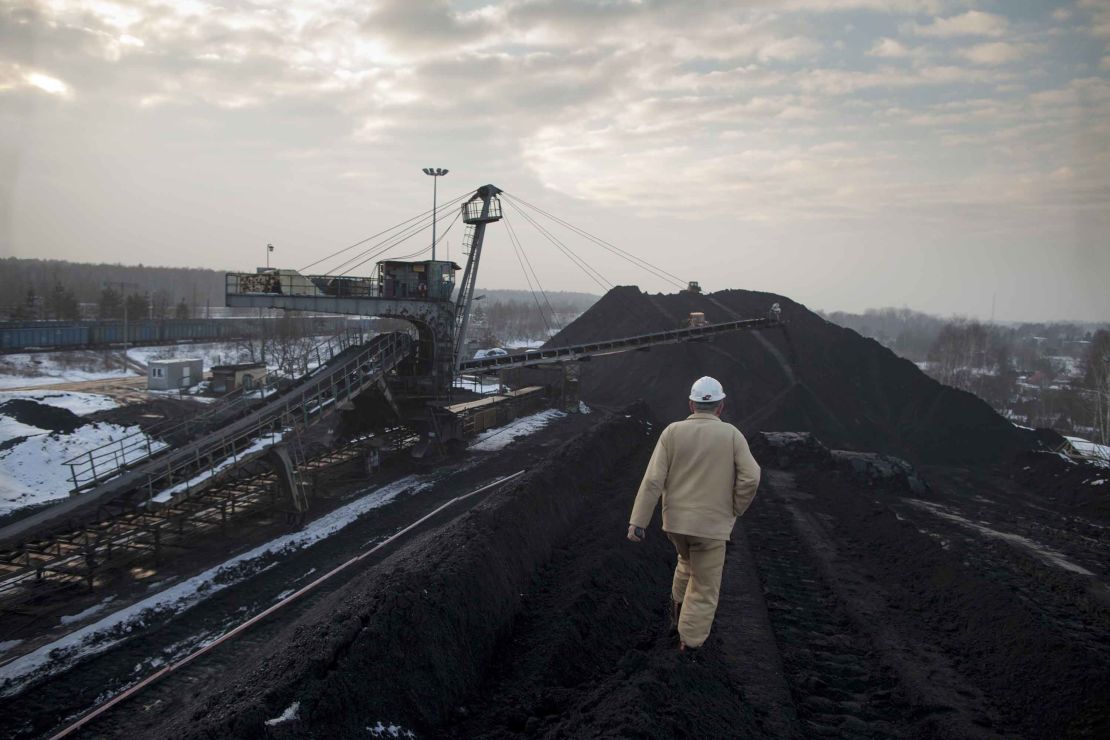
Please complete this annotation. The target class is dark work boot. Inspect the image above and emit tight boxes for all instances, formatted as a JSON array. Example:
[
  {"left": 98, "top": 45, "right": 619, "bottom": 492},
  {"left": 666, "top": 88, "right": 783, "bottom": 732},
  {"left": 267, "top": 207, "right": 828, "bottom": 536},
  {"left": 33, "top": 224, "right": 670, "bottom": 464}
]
[{"left": 679, "top": 640, "right": 702, "bottom": 663}]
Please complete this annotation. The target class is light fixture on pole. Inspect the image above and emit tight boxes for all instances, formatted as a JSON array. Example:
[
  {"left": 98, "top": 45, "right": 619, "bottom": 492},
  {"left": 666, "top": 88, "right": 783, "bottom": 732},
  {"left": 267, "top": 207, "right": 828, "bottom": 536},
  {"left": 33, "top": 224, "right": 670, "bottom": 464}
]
[
  {"left": 422, "top": 167, "right": 449, "bottom": 260},
  {"left": 266, "top": 243, "right": 274, "bottom": 269}
]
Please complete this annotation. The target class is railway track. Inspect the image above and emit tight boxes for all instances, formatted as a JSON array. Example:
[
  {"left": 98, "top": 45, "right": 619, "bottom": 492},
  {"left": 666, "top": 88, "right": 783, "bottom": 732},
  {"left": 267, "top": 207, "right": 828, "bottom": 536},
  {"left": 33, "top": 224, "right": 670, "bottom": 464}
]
[{"left": 0, "top": 459, "right": 531, "bottom": 740}]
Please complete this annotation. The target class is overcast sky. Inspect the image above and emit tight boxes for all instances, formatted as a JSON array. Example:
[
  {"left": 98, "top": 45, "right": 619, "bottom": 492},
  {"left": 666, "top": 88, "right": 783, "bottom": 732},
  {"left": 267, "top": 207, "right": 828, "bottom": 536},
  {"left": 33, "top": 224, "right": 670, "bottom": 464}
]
[{"left": 1, "top": 0, "right": 1108, "bottom": 322}]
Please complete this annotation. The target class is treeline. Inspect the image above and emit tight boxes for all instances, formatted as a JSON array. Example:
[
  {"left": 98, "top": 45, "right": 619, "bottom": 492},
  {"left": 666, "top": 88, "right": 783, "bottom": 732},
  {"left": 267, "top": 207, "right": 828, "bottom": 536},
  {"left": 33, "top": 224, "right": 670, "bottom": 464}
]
[
  {"left": 823, "top": 306, "right": 1106, "bottom": 368},
  {"left": 0, "top": 258, "right": 228, "bottom": 321}
]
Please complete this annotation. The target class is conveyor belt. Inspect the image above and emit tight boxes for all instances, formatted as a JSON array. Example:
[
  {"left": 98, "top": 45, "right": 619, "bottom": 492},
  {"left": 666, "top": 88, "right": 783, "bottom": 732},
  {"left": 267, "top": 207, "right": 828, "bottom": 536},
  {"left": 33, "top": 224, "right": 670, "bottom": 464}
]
[
  {"left": 0, "top": 333, "right": 413, "bottom": 550},
  {"left": 458, "top": 316, "right": 781, "bottom": 373}
]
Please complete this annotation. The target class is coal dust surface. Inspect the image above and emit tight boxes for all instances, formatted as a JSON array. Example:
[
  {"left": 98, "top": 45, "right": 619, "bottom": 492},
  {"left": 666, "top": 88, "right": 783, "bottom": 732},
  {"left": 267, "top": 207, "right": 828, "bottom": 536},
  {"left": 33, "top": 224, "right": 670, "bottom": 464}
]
[{"left": 13, "top": 287, "right": 1108, "bottom": 740}]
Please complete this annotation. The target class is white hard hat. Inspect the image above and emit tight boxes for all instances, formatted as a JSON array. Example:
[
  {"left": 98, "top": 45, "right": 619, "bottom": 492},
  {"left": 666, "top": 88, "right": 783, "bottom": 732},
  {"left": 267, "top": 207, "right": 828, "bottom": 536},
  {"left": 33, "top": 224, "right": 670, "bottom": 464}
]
[{"left": 689, "top": 376, "right": 726, "bottom": 403}]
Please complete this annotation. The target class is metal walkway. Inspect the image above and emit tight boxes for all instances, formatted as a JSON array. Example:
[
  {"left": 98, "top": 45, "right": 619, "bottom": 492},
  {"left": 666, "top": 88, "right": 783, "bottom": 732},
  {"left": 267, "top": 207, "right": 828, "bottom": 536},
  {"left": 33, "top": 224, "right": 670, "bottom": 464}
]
[
  {"left": 458, "top": 316, "right": 782, "bottom": 373},
  {"left": 0, "top": 332, "right": 414, "bottom": 550},
  {"left": 63, "top": 329, "right": 370, "bottom": 492}
]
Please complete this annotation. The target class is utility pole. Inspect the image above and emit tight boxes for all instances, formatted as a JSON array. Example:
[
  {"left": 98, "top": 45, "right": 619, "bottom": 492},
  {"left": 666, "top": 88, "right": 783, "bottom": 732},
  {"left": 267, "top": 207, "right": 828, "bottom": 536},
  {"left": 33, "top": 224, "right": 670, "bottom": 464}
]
[
  {"left": 107, "top": 280, "right": 140, "bottom": 375},
  {"left": 422, "top": 167, "right": 449, "bottom": 260}
]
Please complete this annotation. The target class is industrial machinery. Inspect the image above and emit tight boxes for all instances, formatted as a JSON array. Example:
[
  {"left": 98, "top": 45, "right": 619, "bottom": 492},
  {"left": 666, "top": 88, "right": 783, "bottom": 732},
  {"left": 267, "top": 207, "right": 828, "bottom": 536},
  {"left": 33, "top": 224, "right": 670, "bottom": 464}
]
[{"left": 0, "top": 183, "right": 785, "bottom": 597}]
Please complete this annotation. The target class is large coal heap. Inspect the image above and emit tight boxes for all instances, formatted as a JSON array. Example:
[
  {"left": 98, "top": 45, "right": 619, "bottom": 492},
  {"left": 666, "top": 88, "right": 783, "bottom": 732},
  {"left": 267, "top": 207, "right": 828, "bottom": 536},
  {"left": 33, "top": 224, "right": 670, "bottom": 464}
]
[{"left": 548, "top": 286, "right": 1030, "bottom": 464}]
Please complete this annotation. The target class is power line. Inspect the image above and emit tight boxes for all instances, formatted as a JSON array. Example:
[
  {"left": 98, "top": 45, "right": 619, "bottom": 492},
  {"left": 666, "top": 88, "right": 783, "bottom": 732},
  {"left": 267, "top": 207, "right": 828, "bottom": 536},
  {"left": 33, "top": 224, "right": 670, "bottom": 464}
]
[
  {"left": 504, "top": 213, "right": 560, "bottom": 332},
  {"left": 503, "top": 213, "right": 552, "bottom": 334},
  {"left": 298, "top": 191, "right": 470, "bottom": 274},
  {"left": 503, "top": 199, "right": 612, "bottom": 292},
  {"left": 391, "top": 208, "right": 463, "bottom": 262},
  {"left": 329, "top": 195, "right": 466, "bottom": 275},
  {"left": 502, "top": 193, "right": 686, "bottom": 289},
  {"left": 337, "top": 205, "right": 461, "bottom": 276}
]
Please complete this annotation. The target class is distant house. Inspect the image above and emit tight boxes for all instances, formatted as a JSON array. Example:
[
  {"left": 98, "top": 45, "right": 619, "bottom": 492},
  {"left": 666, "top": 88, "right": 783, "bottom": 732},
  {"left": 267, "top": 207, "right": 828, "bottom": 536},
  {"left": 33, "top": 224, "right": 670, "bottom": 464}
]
[
  {"left": 148, "top": 358, "right": 203, "bottom": 391},
  {"left": 210, "top": 362, "right": 267, "bottom": 395}
]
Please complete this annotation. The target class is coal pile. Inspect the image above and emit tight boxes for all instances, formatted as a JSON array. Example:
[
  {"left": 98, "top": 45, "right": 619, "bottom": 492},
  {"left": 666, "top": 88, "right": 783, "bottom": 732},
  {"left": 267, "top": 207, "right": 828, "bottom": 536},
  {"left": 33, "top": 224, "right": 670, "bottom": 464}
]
[
  {"left": 750, "top": 431, "right": 928, "bottom": 494},
  {"left": 749, "top": 431, "right": 832, "bottom": 470},
  {"left": 0, "top": 399, "right": 86, "bottom": 435},
  {"left": 547, "top": 286, "right": 1031, "bottom": 464}
]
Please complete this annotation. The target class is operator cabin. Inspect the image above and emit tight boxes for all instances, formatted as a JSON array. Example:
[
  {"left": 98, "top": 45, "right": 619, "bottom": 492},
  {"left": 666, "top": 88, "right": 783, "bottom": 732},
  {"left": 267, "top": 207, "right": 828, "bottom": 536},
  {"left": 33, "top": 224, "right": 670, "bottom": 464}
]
[{"left": 379, "top": 260, "right": 460, "bottom": 300}]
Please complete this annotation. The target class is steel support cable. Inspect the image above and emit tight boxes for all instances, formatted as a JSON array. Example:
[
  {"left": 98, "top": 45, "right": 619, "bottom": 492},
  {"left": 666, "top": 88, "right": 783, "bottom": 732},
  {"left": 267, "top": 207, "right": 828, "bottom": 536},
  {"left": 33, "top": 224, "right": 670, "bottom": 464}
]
[
  {"left": 503, "top": 212, "right": 559, "bottom": 332},
  {"left": 335, "top": 204, "right": 461, "bottom": 276},
  {"left": 503, "top": 199, "right": 612, "bottom": 292},
  {"left": 502, "top": 193, "right": 687, "bottom": 289},
  {"left": 298, "top": 190, "right": 471, "bottom": 274},
  {"left": 504, "top": 192, "right": 685, "bottom": 288},
  {"left": 504, "top": 212, "right": 560, "bottom": 327},
  {"left": 329, "top": 197, "right": 466, "bottom": 276},
  {"left": 502, "top": 213, "right": 551, "bottom": 334},
  {"left": 358, "top": 204, "right": 460, "bottom": 268},
  {"left": 387, "top": 205, "right": 462, "bottom": 262}
]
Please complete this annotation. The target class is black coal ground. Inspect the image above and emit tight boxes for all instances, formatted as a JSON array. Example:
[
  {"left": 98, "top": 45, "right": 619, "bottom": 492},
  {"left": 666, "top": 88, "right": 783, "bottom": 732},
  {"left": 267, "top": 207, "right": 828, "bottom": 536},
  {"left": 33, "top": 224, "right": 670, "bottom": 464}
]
[
  {"left": 73, "top": 407, "right": 1109, "bottom": 739},
  {"left": 14, "top": 286, "right": 1109, "bottom": 739}
]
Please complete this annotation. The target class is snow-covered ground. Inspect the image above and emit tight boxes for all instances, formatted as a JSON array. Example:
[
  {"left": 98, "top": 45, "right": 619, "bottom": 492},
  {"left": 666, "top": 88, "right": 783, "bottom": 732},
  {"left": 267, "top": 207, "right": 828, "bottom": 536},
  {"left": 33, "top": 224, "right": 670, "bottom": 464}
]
[
  {"left": 0, "top": 474, "right": 431, "bottom": 697},
  {"left": 151, "top": 430, "right": 288, "bottom": 503},
  {"left": 1065, "top": 436, "right": 1110, "bottom": 467},
  {"left": 0, "top": 353, "right": 133, "bottom": 389},
  {"left": 469, "top": 409, "right": 567, "bottom": 452},
  {"left": 0, "top": 421, "right": 154, "bottom": 515},
  {"left": 0, "top": 390, "right": 119, "bottom": 418},
  {"left": 453, "top": 375, "right": 503, "bottom": 395},
  {"left": 907, "top": 499, "right": 1093, "bottom": 575},
  {"left": 0, "top": 337, "right": 330, "bottom": 390},
  {"left": 0, "top": 391, "right": 135, "bottom": 513}
]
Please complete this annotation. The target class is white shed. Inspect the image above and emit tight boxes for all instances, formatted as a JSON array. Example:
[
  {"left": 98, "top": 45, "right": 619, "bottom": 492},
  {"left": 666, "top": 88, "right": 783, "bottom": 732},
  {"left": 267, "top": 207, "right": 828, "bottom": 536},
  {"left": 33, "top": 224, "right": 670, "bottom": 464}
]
[{"left": 148, "top": 358, "right": 203, "bottom": 391}]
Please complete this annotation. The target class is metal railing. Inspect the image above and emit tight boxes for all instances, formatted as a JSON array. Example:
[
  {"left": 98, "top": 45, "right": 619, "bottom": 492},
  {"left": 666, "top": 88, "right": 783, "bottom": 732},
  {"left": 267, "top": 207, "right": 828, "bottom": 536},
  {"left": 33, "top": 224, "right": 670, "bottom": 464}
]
[
  {"left": 67, "top": 331, "right": 412, "bottom": 505},
  {"left": 64, "top": 328, "right": 368, "bottom": 492},
  {"left": 227, "top": 272, "right": 381, "bottom": 299}
]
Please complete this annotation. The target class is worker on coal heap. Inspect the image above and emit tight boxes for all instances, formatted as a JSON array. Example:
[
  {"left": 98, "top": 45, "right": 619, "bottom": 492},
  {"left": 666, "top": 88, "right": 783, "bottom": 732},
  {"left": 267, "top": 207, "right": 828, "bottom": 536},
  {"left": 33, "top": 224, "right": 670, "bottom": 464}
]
[{"left": 627, "top": 375, "right": 761, "bottom": 654}]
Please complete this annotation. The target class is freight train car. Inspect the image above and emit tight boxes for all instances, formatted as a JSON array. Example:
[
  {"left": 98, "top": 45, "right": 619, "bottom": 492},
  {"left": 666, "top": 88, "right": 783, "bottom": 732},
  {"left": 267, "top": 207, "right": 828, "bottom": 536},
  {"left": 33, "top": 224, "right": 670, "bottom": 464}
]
[{"left": 0, "top": 317, "right": 372, "bottom": 353}]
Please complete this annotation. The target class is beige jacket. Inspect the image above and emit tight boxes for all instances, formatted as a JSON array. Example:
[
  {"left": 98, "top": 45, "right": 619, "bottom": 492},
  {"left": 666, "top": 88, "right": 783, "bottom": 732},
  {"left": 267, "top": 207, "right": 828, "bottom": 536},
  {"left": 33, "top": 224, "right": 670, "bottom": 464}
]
[{"left": 630, "top": 412, "right": 761, "bottom": 541}]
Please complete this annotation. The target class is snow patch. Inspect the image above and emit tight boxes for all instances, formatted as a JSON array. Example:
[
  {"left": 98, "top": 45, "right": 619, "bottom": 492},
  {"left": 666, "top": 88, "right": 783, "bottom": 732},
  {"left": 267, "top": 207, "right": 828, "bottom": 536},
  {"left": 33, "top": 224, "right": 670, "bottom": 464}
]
[
  {"left": 0, "top": 353, "right": 136, "bottom": 389},
  {"left": 368, "top": 721, "right": 416, "bottom": 738},
  {"left": 0, "top": 390, "right": 118, "bottom": 416},
  {"left": 1064, "top": 436, "right": 1110, "bottom": 467},
  {"left": 0, "top": 474, "right": 428, "bottom": 697},
  {"left": 469, "top": 409, "right": 567, "bottom": 452},
  {"left": 59, "top": 597, "right": 116, "bottom": 626},
  {"left": 265, "top": 701, "right": 301, "bottom": 726},
  {"left": 151, "top": 430, "right": 288, "bottom": 503},
  {"left": 907, "top": 499, "right": 1094, "bottom": 576},
  {"left": 0, "top": 422, "right": 161, "bottom": 515}
]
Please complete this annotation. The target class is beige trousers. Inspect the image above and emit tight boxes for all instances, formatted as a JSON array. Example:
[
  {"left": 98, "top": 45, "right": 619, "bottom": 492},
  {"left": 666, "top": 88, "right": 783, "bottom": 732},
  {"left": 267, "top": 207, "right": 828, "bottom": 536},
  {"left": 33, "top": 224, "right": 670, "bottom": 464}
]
[{"left": 667, "top": 532, "right": 727, "bottom": 648}]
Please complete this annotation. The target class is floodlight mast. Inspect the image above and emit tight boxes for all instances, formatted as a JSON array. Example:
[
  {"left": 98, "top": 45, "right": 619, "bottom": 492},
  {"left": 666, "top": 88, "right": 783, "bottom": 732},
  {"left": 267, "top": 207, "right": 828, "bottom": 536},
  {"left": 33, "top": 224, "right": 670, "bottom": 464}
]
[{"left": 422, "top": 167, "right": 449, "bottom": 260}]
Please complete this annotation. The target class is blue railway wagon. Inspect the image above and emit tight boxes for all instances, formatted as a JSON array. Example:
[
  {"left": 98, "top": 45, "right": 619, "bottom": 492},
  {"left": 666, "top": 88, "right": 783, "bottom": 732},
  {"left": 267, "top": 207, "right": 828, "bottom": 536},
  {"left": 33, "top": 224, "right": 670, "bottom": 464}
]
[
  {"left": 1, "top": 317, "right": 353, "bottom": 353},
  {"left": 0, "top": 323, "right": 90, "bottom": 351}
]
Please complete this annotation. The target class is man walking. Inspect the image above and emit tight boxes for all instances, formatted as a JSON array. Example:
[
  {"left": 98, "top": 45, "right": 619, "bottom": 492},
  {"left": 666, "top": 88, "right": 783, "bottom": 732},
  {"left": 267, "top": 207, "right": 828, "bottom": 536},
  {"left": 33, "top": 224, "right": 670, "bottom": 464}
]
[{"left": 627, "top": 376, "right": 761, "bottom": 652}]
